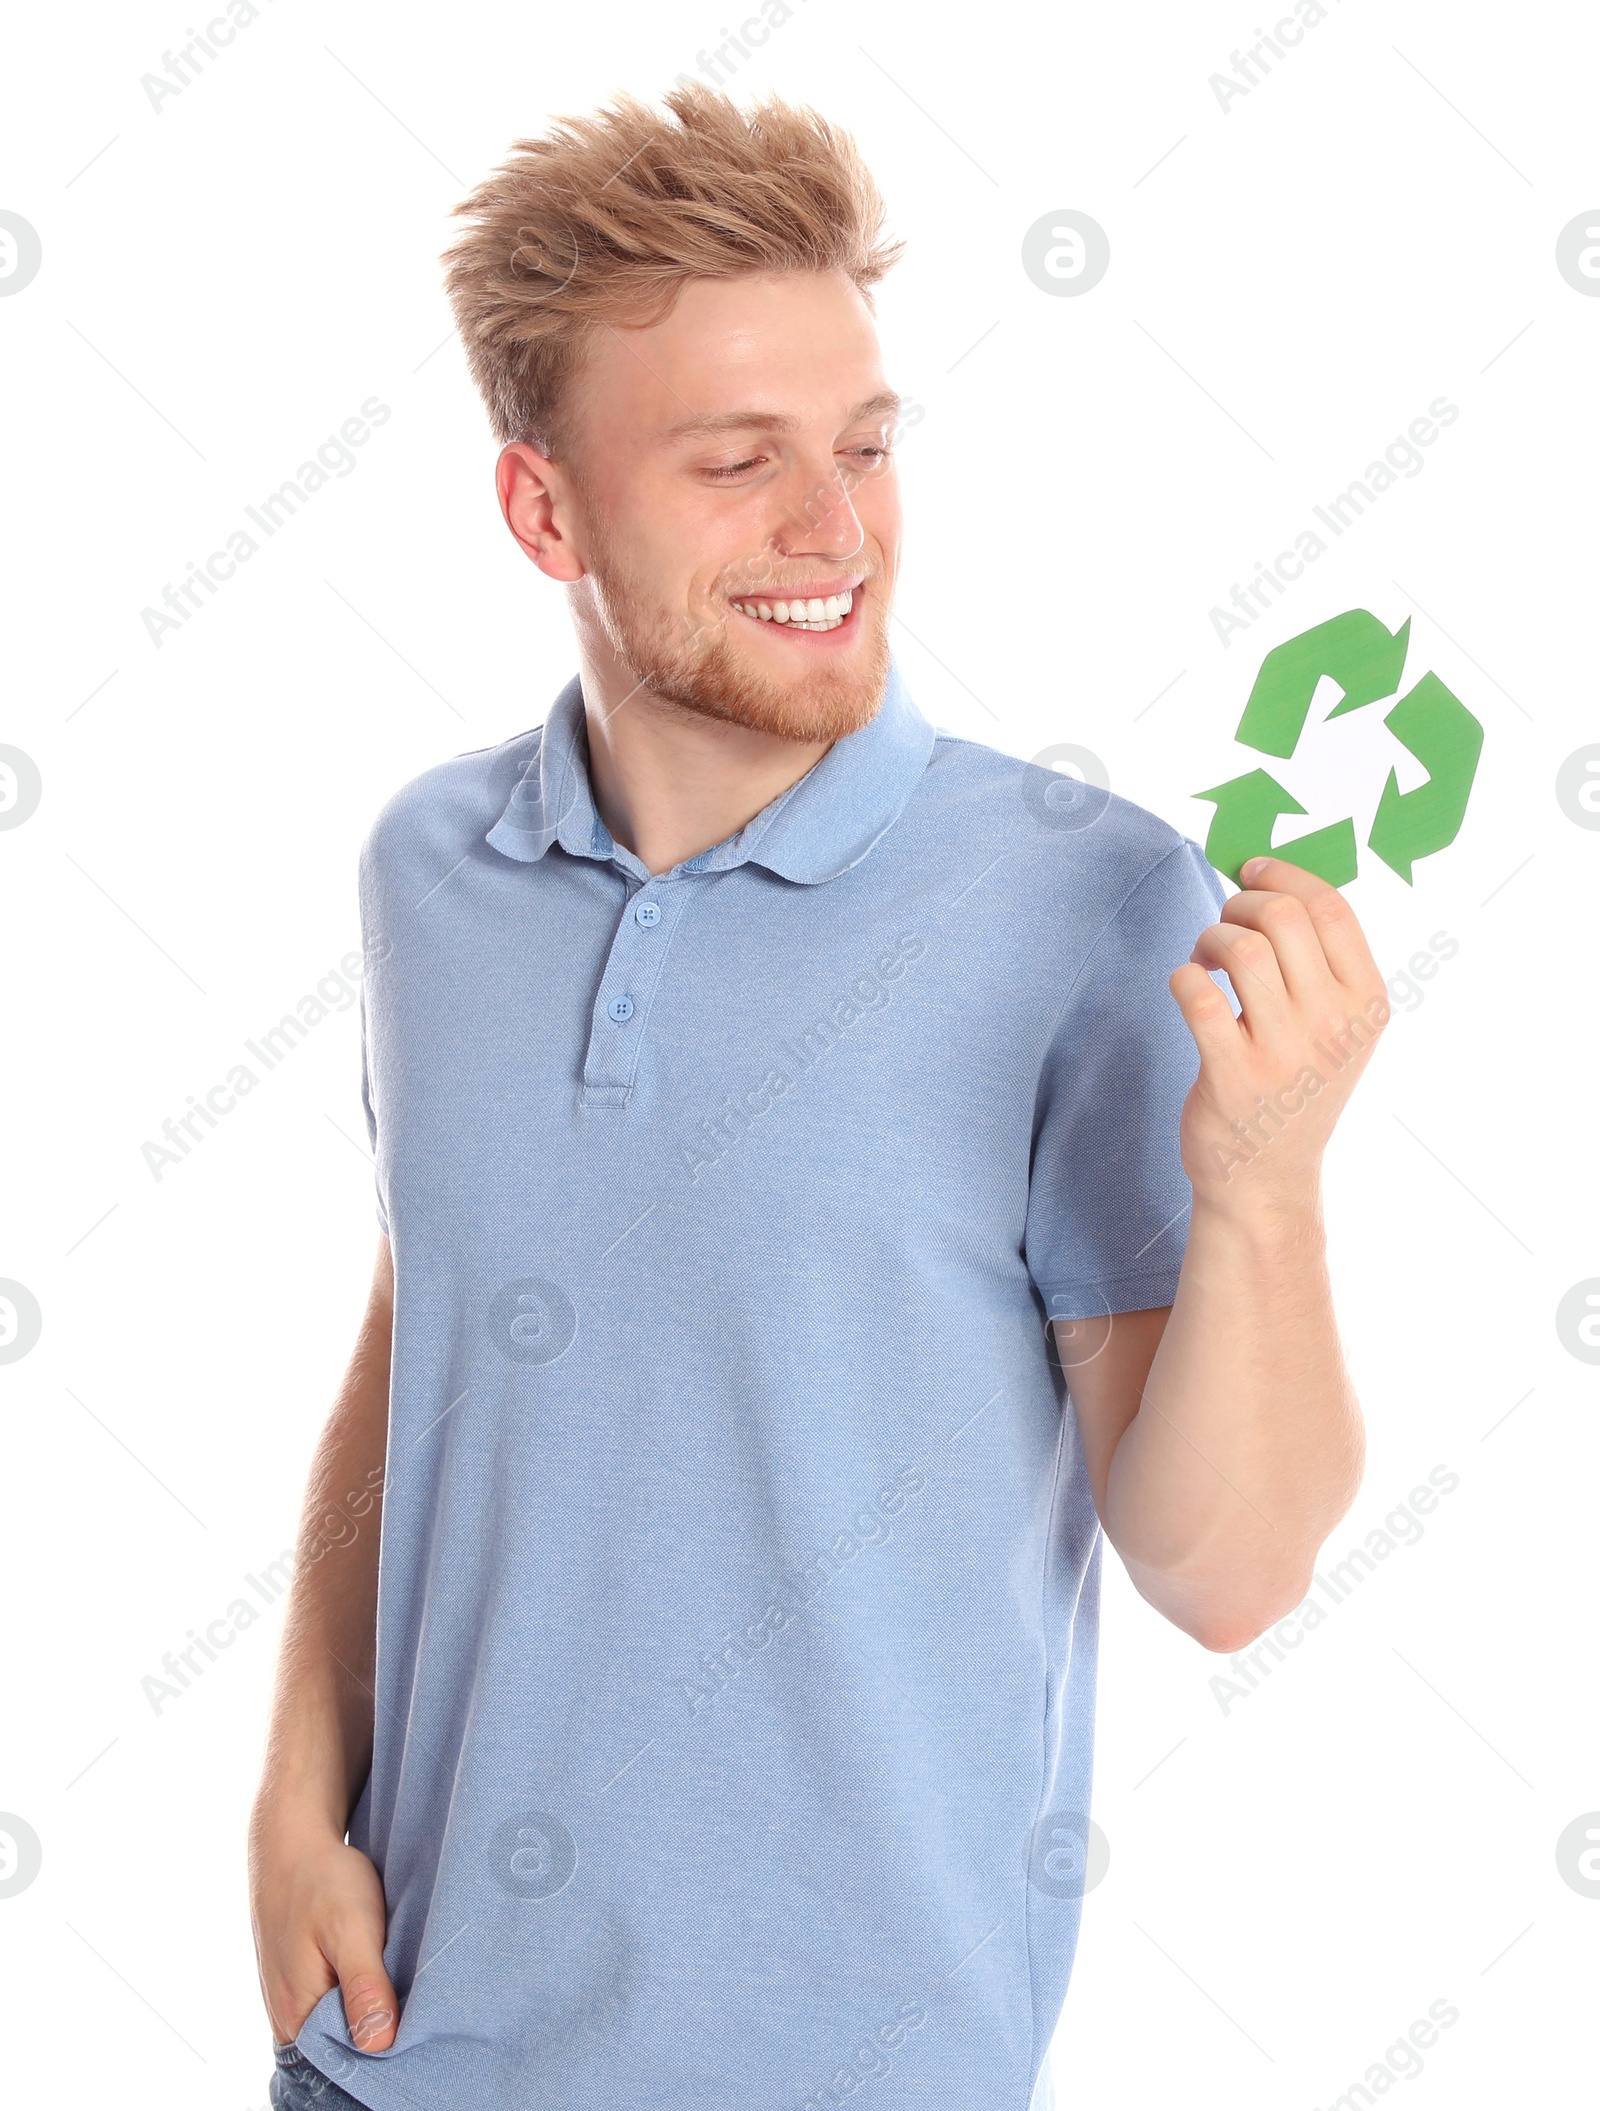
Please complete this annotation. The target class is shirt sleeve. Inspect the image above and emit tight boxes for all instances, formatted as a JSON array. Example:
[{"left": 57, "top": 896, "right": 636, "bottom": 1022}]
[{"left": 1023, "top": 835, "right": 1228, "bottom": 1323}]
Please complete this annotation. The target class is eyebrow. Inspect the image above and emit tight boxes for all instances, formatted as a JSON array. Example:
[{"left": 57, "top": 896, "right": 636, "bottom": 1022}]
[{"left": 658, "top": 390, "right": 903, "bottom": 445}]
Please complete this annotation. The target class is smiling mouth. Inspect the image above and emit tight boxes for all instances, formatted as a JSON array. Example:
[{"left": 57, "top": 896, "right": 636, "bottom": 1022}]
[{"left": 727, "top": 585, "right": 859, "bottom": 634}]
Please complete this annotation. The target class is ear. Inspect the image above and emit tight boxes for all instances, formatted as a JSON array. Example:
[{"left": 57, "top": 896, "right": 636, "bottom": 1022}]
[{"left": 497, "top": 443, "right": 588, "bottom": 582}]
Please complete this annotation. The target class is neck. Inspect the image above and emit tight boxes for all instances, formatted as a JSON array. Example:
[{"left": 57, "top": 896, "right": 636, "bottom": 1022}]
[{"left": 575, "top": 638, "right": 832, "bottom": 878}]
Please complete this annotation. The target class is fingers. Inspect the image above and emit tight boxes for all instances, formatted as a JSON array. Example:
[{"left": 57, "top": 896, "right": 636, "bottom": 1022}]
[
  {"left": 1170, "top": 963, "right": 1243, "bottom": 1064},
  {"left": 258, "top": 1947, "right": 335, "bottom": 2051},
  {"left": 1238, "top": 855, "right": 1381, "bottom": 992},
  {"left": 1218, "top": 889, "right": 1329, "bottom": 1005},
  {"left": 328, "top": 1922, "right": 399, "bottom": 2052},
  {"left": 1187, "top": 920, "right": 1286, "bottom": 1031}
]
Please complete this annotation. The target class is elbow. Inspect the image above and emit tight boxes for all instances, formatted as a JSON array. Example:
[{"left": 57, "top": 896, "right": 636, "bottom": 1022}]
[
  {"left": 1192, "top": 1614, "right": 1273, "bottom": 1655},
  {"left": 1185, "top": 1575, "right": 1316, "bottom": 1656}
]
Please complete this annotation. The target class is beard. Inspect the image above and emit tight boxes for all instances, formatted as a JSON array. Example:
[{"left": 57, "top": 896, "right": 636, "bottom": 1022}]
[{"left": 576, "top": 513, "right": 891, "bottom": 745}]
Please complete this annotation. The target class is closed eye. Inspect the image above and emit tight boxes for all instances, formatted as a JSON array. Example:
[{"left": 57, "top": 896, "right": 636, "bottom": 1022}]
[{"left": 703, "top": 444, "right": 892, "bottom": 484}]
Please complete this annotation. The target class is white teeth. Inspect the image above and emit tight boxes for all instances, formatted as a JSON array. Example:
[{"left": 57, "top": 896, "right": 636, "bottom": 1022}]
[{"left": 729, "top": 586, "right": 857, "bottom": 631}]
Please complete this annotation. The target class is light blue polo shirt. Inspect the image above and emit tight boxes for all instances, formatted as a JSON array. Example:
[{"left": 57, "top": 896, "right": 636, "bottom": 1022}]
[{"left": 297, "top": 660, "right": 1225, "bottom": 2110}]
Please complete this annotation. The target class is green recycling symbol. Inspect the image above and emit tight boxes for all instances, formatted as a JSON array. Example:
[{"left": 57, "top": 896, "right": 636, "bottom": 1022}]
[{"left": 1195, "top": 608, "right": 1484, "bottom": 885}]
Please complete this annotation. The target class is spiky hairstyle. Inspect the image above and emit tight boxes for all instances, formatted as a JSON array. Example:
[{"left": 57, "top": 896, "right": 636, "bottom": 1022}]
[{"left": 440, "top": 81, "right": 904, "bottom": 456}]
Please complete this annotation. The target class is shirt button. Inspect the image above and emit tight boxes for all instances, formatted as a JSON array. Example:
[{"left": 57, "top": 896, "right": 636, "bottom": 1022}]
[
  {"left": 634, "top": 900, "right": 661, "bottom": 927},
  {"left": 607, "top": 995, "right": 635, "bottom": 1024}
]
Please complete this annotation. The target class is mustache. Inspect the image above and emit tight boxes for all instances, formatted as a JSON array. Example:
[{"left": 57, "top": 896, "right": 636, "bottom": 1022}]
[{"left": 712, "top": 570, "right": 876, "bottom": 600}]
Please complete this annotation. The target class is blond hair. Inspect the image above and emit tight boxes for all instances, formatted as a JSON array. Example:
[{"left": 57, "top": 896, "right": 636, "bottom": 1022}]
[{"left": 440, "top": 82, "right": 903, "bottom": 457}]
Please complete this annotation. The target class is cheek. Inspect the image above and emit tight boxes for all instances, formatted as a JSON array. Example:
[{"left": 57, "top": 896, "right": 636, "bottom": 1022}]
[
  {"left": 635, "top": 495, "right": 761, "bottom": 600},
  {"left": 596, "top": 521, "right": 701, "bottom": 618},
  {"left": 856, "top": 473, "right": 902, "bottom": 559}
]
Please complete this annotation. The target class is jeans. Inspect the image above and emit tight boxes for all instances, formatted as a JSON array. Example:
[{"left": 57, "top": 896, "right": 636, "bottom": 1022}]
[{"left": 270, "top": 2042, "right": 368, "bottom": 2111}]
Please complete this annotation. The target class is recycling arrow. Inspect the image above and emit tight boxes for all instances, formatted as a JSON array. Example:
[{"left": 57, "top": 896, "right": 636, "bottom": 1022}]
[
  {"left": 1367, "top": 671, "right": 1484, "bottom": 884},
  {"left": 1236, "top": 608, "right": 1412, "bottom": 758},
  {"left": 1195, "top": 605, "right": 1484, "bottom": 888},
  {"left": 1194, "top": 767, "right": 1358, "bottom": 886}
]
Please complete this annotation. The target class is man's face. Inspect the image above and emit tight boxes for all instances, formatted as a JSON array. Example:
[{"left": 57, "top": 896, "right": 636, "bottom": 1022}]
[{"left": 556, "top": 269, "right": 902, "bottom": 744}]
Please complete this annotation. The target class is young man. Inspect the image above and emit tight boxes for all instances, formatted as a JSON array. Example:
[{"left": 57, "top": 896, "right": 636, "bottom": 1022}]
[{"left": 250, "top": 84, "right": 1384, "bottom": 2111}]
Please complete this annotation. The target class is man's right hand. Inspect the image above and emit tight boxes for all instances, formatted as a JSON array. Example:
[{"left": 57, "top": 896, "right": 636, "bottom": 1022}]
[{"left": 249, "top": 1808, "right": 400, "bottom": 2052}]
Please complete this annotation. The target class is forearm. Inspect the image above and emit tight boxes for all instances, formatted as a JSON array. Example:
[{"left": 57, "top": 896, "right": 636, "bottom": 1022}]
[
  {"left": 253, "top": 1256, "right": 392, "bottom": 1838},
  {"left": 255, "top": 1498, "right": 383, "bottom": 1836},
  {"left": 1098, "top": 1188, "right": 1365, "bottom": 1649}
]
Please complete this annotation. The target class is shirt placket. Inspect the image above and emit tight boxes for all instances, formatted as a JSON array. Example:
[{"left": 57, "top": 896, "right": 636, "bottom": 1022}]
[{"left": 581, "top": 872, "right": 688, "bottom": 1108}]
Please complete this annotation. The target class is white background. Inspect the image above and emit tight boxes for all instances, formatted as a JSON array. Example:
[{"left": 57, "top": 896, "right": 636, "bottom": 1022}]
[{"left": 2, "top": 1, "right": 1596, "bottom": 2104}]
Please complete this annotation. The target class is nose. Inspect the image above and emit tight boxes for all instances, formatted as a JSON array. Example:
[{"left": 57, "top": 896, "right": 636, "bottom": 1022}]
[{"left": 769, "top": 452, "right": 867, "bottom": 564}]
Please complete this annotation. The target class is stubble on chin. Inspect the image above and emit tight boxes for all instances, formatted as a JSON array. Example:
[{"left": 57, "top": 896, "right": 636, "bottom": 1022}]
[{"left": 584, "top": 541, "right": 891, "bottom": 745}]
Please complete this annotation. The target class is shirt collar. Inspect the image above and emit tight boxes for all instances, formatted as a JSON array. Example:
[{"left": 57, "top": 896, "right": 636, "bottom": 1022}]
[{"left": 485, "top": 658, "right": 936, "bottom": 884}]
